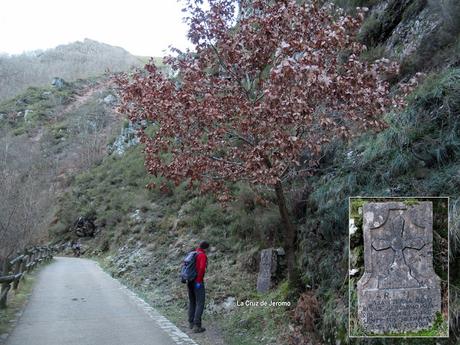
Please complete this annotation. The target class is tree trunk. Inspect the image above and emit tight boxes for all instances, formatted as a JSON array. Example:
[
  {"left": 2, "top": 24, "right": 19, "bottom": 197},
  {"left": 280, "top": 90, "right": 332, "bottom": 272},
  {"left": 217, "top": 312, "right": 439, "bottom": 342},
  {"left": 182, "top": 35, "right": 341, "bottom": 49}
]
[{"left": 274, "top": 181, "right": 297, "bottom": 284}]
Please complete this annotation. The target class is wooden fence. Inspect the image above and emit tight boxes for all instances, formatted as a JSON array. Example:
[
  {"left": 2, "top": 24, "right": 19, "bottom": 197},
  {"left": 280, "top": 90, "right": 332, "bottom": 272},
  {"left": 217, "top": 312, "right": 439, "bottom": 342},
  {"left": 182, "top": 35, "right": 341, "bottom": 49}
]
[{"left": 0, "top": 246, "right": 54, "bottom": 309}]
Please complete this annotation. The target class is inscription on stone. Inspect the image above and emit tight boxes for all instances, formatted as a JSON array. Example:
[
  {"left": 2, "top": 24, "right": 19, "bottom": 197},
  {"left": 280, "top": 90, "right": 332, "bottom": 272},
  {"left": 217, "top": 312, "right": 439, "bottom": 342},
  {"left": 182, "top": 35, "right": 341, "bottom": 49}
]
[{"left": 357, "top": 202, "right": 441, "bottom": 334}]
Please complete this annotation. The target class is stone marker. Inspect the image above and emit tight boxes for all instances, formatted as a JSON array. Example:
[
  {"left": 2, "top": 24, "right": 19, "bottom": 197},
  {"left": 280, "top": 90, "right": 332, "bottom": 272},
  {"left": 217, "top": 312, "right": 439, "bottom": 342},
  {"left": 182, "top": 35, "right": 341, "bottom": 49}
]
[
  {"left": 357, "top": 202, "right": 441, "bottom": 334},
  {"left": 257, "top": 248, "right": 277, "bottom": 293}
]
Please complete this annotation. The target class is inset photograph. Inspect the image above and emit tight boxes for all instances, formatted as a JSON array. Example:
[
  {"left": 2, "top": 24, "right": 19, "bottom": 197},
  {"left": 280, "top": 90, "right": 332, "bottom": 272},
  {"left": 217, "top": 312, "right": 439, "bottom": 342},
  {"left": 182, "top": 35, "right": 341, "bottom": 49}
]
[{"left": 349, "top": 197, "right": 449, "bottom": 337}]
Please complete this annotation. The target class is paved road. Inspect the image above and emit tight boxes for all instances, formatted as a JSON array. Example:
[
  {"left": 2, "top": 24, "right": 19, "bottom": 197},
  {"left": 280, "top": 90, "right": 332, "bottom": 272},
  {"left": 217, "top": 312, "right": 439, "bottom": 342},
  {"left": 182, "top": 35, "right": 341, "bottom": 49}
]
[{"left": 5, "top": 257, "right": 198, "bottom": 345}]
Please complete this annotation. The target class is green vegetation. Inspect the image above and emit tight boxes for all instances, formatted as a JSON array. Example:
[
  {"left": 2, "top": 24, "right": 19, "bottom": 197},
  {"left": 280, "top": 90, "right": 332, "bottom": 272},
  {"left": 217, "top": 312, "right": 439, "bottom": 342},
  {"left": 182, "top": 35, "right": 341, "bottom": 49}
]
[
  {"left": 0, "top": 84, "right": 76, "bottom": 133},
  {"left": 219, "top": 282, "right": 292, "bottom": 345},
  {"left": 358, "top": 12, "right": 382, "bottom": 46},
  {"left": 299, "top": 68, "right": 459, "bottom": 344},
  {"left": 64, "top": 63, "right": 460, "bottom": 344},
  {"left": 50, "top": 146, "right": 154, "bottom": 244},
  {"left": 0, "top": 270, "right": 38, "bottom": 336},
  {"left": 45, "top": 68, "right": 460, "bottom": 345},
  {"left": 52, "top": 142, "right": 295, "bottom": 343},
  {"left": 0, "top": 77, "right": 105, "bottom": 137},
  {"left": 360, "top": 44, "right": 386, "bottom": 62},
  {"left": 402, "top": 198, "right": 420, "bottom": 206},
  {"left": 310, "top": 68, "right": 460, "bottom": 202},
  {"left": 41, "top": 2, "right": 460, "bottom": 344},
  {"left": 401, "top": 0, "right": 427, "bottom": 22},
  {"left": 52, "top": 143, "right": 287, "bottom": 254}
]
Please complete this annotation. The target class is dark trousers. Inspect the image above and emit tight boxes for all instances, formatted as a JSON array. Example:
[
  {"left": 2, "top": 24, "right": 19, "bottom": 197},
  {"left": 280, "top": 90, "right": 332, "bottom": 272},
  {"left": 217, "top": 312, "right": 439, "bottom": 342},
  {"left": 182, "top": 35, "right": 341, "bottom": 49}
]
[{"left": 187, "top": 281, "right": 205, "bottom": 327}]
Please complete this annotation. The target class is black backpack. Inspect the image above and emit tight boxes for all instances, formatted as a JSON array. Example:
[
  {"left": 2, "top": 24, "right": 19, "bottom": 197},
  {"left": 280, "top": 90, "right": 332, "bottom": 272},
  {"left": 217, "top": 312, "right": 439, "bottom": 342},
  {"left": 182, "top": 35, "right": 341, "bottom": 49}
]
[{"left": 180, "top": 251, "right": 198, "bottom": 283}]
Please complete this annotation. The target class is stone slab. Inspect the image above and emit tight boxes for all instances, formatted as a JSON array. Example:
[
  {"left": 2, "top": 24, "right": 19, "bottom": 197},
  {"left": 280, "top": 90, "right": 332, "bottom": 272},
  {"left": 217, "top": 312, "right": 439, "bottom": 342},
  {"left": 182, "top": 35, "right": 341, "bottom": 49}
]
[
  {"left": 256, "top": 248, "right": 277, "bottom": 293},
  {"left": 357, "top": 201, "right": 441, "bottom": 334}
]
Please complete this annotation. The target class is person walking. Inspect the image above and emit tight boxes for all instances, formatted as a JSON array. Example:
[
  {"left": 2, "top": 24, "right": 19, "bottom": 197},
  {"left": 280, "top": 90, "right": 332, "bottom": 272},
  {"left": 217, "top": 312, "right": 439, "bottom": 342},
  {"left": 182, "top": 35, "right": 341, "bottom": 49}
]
[
  {"left": 187, "top": 241, "right": 209, "bottom": 333},
  {"left": 72, "top": 240, "right": 81, "bottom": 257}
]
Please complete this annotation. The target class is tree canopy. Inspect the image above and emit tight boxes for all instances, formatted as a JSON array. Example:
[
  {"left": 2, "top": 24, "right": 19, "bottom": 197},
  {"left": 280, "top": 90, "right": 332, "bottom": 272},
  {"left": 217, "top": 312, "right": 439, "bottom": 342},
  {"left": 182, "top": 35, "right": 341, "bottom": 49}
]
[
  {"left": 117, "top": 0, "right": 403, "bottom": 198},
  {"left": 116, "top": 0, "right": 413, "bottom": 282}
]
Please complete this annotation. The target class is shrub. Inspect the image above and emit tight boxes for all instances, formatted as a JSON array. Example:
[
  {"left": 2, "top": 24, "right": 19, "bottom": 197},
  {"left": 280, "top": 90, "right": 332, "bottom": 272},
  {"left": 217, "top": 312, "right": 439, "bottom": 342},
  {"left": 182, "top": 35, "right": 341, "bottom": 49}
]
[
  {"left": 360, "top": 44, "right": 386, "bottom": 62},
  {"left": 358, "top": 13, "right": 381, "bottom": 46}
]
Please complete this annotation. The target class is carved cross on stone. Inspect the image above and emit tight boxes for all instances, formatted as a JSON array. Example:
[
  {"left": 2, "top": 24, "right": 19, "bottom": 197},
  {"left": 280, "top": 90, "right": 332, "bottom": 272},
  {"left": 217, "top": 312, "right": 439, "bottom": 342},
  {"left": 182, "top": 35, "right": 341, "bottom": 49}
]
[
  {"left": 372, "top": 215, "right": 427, "bottom": 289},
  {"left": 357, "top": 202, "right": 441, "bottom": 334}
]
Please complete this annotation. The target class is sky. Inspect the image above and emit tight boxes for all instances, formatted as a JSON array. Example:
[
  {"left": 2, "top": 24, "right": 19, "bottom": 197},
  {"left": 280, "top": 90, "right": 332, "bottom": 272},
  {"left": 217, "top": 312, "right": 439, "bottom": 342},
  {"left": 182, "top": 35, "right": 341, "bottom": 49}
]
[{"left": 0, "top": 0, "right": 194, "bottom": 57}]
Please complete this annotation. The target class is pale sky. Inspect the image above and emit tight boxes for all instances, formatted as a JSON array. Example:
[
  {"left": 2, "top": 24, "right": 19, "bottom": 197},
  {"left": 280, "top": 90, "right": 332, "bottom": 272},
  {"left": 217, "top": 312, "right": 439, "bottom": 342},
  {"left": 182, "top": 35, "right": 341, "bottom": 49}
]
[{"left": 0, "top": 0, "right": 194, "bottom": 57}]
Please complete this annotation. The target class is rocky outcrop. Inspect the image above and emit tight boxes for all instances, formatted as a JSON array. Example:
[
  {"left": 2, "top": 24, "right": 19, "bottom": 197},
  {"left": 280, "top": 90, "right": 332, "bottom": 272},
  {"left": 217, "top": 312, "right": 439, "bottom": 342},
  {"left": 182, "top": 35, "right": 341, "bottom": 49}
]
[
  {"left": 108, "top": 120, "right": 140, "bottom": 155},
  {"left": 73, "top": 216, "right": 96, "bottom": 237},
  {"left": 388, "top": 7, "right": 440, "bottom": 57},
  {"left": 361, "top": 0, "right": 458, "bottom": 75},
  {"left": 103, "top": 94, "right": 117, "bottom": 105}
]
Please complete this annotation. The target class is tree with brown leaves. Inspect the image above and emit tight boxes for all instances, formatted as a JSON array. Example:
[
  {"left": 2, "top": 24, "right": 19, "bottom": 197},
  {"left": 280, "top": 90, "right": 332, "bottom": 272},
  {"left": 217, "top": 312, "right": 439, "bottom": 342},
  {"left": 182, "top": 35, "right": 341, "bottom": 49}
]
[{"left": 117, "top": 0, "right": 406, "bottom": 283}]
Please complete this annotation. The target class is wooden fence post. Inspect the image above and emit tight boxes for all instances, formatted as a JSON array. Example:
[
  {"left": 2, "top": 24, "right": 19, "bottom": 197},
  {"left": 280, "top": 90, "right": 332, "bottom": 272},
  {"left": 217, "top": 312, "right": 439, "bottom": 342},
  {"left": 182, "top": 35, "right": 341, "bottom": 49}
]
[
  {"left": 19, "top": 256, "right": 26, "bottom": 282},
  {"left": 12, "top": 256, "right": 21, "bottom": 290},
  {"left": 27, "top": 251, "right": 31, "bottom": 271},
  {"left": 0, "top": 258, "right": 11, "bottom": 309},
  {"left": 0, "top": 246, "right": 53, "bottom": 308},
  {"left": 30, "top": 249, "right": 35, "bottom": 270}
]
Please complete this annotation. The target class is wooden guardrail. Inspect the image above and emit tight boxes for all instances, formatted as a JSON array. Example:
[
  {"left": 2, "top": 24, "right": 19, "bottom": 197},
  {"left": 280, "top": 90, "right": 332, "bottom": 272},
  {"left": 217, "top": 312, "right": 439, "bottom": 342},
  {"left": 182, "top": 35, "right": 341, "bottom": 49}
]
[{"left": 0, "top": 246, "right": 54, "bottom": 309}]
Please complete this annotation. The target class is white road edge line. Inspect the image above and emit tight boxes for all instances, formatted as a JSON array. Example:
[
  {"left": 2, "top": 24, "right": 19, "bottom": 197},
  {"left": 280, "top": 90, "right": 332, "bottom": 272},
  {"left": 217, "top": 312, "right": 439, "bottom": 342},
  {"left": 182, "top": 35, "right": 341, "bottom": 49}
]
[{"left": 95, "top": 262, "right": 199, "bottom": 345}]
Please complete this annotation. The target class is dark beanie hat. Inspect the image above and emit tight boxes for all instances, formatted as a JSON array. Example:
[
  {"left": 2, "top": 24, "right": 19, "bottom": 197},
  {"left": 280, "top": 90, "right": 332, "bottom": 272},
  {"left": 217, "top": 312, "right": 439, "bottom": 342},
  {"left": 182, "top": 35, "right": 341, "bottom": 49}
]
[{"left": 199, "top": 241, "right": 210, "bottom": 249}]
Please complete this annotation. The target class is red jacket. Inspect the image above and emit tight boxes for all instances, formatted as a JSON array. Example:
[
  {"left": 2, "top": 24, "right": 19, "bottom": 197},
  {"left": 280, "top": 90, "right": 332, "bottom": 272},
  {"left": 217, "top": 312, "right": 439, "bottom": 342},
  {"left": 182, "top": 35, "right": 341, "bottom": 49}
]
[{"left": 195, "top": 248, "right": 207, "bottom": 283}]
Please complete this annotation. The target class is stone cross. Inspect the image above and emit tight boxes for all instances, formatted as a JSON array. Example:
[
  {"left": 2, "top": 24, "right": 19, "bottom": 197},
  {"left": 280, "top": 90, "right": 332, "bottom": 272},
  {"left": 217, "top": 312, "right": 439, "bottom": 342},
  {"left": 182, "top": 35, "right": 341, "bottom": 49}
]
[
  {"left": 357, "top": 202, "right": 441, "bottom": 334},
  {"left": 256, "top": 248, "right": 277, "bottom": 293}
]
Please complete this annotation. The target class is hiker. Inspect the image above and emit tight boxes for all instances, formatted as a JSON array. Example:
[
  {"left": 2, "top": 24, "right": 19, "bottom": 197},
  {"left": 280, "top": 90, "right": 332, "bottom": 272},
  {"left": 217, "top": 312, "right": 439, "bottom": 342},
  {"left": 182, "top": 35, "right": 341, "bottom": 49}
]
[
  {"left": 181, "top": 241, "right": 209, "bottom": 333},
  {"left": 73, "top": 241, "right": 81, "bottom": 257}
]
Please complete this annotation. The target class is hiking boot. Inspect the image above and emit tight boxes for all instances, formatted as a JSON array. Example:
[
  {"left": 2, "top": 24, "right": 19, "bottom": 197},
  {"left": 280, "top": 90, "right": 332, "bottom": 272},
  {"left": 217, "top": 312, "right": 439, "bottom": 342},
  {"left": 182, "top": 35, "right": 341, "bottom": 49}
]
[
  {"left": 193, "top": 325, "right": 206, "bottom": 333},
  {"left": 189, "top": 322, "right": 194, "bottom": 329}
]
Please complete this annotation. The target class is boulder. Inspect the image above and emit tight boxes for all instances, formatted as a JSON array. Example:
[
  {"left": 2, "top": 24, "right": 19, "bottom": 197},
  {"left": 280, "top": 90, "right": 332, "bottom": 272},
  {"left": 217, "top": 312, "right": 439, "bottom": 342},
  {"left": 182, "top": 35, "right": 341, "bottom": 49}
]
[
  {"left": 103, "top": 94, "right": 116, "bottom": 105},
  {"left": 73, "top": 216, "right": 96, "bottom": 237},
  {"left": 223, "top": 296, "right": 236, "bottom": 311}
]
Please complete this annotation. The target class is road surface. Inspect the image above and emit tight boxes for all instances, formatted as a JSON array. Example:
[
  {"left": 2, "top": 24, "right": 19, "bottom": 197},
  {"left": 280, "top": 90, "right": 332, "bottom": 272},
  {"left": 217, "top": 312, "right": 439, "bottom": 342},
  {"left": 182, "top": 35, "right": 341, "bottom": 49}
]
[{"left": 5, "top": 257, "right": 198, "bottom": 345}]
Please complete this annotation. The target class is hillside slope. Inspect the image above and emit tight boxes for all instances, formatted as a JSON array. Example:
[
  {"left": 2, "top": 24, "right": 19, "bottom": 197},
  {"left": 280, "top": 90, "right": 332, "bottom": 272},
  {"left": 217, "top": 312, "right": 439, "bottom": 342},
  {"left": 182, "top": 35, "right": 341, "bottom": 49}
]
[
  {"left": 51, "top": 143, "right": 292, "bottom": 345},
  {"left": 48, "top": 69, "right": 460, "bottom": 345},
  {"left": 46, "top": 1, "right": 460, "bottom": 345},
  {"left": 0, "top": 39, "right": 143, "bottom": 102},
  {"left": 0, "top": 76, "right": 124, "bottom": 253}
]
